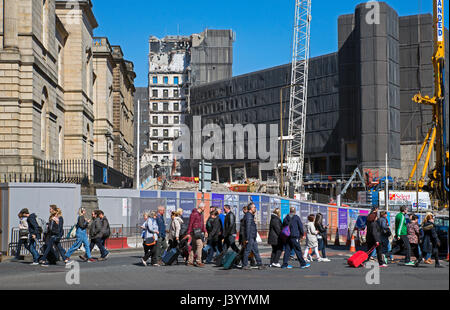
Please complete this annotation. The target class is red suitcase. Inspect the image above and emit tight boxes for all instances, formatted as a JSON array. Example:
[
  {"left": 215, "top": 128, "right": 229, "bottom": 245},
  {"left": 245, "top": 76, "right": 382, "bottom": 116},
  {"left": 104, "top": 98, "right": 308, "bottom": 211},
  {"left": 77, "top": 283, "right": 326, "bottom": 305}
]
[{"left": 347, "top": 245, "right": 377, "bottom": 268}]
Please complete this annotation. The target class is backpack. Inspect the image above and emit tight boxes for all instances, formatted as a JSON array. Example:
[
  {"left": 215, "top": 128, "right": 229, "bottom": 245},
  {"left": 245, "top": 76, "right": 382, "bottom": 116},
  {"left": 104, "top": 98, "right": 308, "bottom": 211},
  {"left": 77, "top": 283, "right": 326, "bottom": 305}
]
[
  {"left": 280, "top": 216, "right": 292, "bottom": 242},
  {"left": 36, "top": 218, "right": 47, "bottom": 235}
]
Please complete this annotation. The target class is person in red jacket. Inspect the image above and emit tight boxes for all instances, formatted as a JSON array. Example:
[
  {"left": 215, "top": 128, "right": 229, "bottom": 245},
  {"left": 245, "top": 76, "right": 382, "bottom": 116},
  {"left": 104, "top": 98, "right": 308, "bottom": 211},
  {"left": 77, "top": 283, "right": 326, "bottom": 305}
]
[{"left": 186, "top": 203, "right": 208, "bottom": 267}]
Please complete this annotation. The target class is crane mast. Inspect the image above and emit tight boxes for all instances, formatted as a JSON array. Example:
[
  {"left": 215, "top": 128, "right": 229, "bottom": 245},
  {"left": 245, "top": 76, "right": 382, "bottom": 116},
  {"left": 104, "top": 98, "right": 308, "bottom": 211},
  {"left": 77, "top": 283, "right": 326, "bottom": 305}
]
[
  {"left": 408, "top": 0, "right": 449, "bottom": 208},
  {"left": 286, "top": 0, "right": 312, "bottom": 194}
]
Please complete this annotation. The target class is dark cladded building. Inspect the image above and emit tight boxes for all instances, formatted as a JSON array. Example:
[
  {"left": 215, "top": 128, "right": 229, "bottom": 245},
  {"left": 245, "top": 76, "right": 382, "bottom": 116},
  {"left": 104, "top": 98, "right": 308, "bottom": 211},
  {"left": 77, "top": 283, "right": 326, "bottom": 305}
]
[{"left": 188, "top": 2, "right": 449, "bottom": 184}]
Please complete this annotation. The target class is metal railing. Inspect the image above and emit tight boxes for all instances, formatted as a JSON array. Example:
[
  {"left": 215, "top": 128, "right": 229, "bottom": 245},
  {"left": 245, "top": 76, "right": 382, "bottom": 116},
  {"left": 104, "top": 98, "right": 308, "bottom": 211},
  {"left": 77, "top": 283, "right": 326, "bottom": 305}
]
[{"left": 0, "top": 159, "right": 133, "bottom": 189}]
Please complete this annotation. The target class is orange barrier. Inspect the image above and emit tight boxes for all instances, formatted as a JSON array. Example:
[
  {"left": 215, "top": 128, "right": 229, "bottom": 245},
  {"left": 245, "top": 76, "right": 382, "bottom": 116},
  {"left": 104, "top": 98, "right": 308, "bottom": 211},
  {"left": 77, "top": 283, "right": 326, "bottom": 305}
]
[{"left": 105, "top": 237, "right": 129, "bottom": 249}]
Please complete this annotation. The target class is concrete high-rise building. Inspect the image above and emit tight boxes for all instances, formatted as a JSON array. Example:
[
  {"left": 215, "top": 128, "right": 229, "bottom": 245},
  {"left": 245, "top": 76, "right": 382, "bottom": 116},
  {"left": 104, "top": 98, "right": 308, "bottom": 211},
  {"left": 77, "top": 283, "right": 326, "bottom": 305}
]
[{"left": 188, "top": 2, "right": 449, "bottom": 185}]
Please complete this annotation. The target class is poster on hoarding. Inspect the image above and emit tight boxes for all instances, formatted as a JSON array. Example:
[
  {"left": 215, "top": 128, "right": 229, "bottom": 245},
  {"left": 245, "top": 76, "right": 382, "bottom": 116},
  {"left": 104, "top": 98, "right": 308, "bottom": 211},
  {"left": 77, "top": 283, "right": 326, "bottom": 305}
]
[
  {"left": 338, "top": 208, "right": 348, "bottom": 236},
  {"left": 281, "top": 199, "right": 290, "bottom": 223},
  {"left": 328, "top": 207, "right": 338, "bottom": 235},
  {"left": 319, "top": 206, "right": 328, "bottom": 226},
  {"left": 300, "top": 203, "right": 310, "bottom": 226},
  {"left": 260, "top": 196, "right": 271, "bottom": 227},
  {"left": 224, "top": 194, "right": 239, "bottom": 219},
  {"left": 211, "top": 193, "right": 224, "bottom": 209},
  {"left": 180, "top": 192, "right": 196, "bottom": 220},
  {"left": 161, "top": 191, "right": 177, "bottom": 221},
  {"left": 348, "top": 209, "right": 359, "bottom": 231},
  {"left": 378, "top": 191, "right": 431, "bottom": 210}
]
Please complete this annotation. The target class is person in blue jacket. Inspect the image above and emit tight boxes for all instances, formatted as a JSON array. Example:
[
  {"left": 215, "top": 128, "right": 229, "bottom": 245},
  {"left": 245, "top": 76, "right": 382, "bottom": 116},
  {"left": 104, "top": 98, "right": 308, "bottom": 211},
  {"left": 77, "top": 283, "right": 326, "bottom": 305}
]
[{"left": 281, "top": 207, "right": 311, "bottom": 269}]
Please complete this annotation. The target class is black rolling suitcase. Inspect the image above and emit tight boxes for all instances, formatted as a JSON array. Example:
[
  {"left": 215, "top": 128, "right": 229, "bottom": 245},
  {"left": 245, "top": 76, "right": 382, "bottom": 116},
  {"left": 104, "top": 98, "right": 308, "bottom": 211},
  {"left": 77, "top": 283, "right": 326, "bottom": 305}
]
[
  {"left": 214, "top": 250, "right": 227, "bottom": 267},
  {"left": 162, "top": 247, "right": 180, "bottom": 265}
]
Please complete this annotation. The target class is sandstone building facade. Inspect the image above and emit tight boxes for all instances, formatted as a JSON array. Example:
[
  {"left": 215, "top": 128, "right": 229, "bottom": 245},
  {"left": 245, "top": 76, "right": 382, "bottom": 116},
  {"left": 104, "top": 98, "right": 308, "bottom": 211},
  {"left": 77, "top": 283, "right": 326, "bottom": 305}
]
[{"left": 0, "top": 0, "right": 135, "bottom": 181}]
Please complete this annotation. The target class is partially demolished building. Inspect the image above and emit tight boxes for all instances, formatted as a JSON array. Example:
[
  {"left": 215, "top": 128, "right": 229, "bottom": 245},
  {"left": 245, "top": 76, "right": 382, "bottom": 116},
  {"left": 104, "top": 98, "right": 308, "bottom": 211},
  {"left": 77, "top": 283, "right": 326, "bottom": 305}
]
[{"left": 140, "top": 30, "right": 235, "bottom": 176}]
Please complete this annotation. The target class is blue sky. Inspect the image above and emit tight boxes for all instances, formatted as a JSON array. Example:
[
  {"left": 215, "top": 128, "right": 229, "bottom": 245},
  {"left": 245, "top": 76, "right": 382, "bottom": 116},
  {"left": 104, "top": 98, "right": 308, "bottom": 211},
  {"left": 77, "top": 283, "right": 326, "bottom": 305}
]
[{"left": 92, "top": 0, "right": 449, "bottom": 87}]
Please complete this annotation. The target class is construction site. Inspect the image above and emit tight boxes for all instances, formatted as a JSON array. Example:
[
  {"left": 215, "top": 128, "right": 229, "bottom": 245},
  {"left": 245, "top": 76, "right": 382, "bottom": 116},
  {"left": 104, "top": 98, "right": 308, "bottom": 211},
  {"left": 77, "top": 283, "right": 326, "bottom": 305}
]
[{"left": 136, "top": 1, "right": 449, "bottom": 212}]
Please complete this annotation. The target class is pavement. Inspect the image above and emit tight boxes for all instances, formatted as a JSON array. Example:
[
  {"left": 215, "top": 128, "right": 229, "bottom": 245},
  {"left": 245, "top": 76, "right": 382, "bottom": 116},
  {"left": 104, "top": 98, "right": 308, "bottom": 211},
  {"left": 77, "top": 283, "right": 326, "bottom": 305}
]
[{"left": 0, "top": 245, "right": 448, "bottom": 290}]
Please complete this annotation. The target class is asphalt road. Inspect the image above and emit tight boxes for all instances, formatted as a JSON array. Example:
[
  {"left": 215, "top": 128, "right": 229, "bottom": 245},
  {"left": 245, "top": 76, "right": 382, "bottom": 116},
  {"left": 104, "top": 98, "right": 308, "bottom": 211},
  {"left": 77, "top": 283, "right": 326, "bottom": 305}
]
[{"left": 0, "top": 247, "right": 448, "bottom": 290}]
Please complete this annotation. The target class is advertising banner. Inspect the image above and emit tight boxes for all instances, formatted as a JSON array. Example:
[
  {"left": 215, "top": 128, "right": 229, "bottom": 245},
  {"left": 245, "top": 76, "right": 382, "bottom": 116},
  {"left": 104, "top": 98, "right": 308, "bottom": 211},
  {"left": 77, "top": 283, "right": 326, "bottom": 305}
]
[
  {"left": 260, "top": 196, "right": 271, "bottom": 227},
  {"left": 378, "top": 191, "right": 431, "bottom": 210},
  {"left": 281, "top": 199, "right": 290, "bottom": 223},
  {"left": 300, "top": 203, "right": 310, "bottom": 226},
  {"left": 328, "top": 207, "right": 338, "bottom": 234},
  {"left": 180, "top": 192, "right": 196, "bottom": 220},
  {"left": 338, "top": 208, "right": 348, "bottom": 236},
  {"left": 348, "top": 209, "right": 359, "bottom": 231},
  {"left": 319, "top": 206, "right": 328, "bottom": 226},
  {"left": 211, "top": 193, "right": 224, "bottom": 209},
  {"left": 224, "top": 194, "right": 239, "bottom": 218},
  {"left": 161, "top": 191, "right": 177, "bottom": 221}
]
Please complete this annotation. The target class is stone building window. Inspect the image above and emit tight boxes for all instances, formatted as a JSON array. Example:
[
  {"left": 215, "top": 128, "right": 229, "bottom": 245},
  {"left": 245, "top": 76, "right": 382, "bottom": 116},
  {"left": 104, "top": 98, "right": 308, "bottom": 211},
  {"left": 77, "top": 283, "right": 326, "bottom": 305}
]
[
  {"left": 163, "top": 116, "right": 168, "bottom": 124},
  {"left": 163, "top": 143, "right": 169, "bottom": 151},
  {"left": 153, "top": 76, "right": 158, "bottom": 84},
  {"left": 174, "top": 103, "right": 179, "bottom": 111},
  {"left": 41, "top": 88, "right": 48, "bottom": 153},
  {"left": 153, "top": 143, "right": 158, "bottom": 151},
  {"left": 153, "top": 103, "right": 158, "bottom": 111},
  {"left": 163, "top": 90, "right": 169, "bottom": 98},
  {"left": 153, "top": 129, "right": 158, "bottom": 137},
  {"left": 152, "top": 90, "right": 158, "bottom": 98},
  {"left": 163, "top": 129, "right": 169, "bottom": 137},
  {"left": 174, "top": 77, "right": 179, "bottom": 85},
  {"left": 163, "top": 102, "right": 169, "bottom": 111},
  {"left": 153, "top": 116, "right": 158, "bottom": 124},
  {"left": 174, "top": 89, "right": 179, "bottom": 97},
  {"left": 163, "top": 76, "right": 168, "bottom": 84},
  {"left": 174, "top": 116, "right": 179, "bottom": 124}
]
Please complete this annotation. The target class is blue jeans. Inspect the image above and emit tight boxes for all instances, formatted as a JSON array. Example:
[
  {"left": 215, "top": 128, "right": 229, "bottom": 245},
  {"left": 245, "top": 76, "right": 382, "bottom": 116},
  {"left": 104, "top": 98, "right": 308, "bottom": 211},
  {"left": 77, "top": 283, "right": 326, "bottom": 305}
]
[
  {"left": 318, "top": 238, "right": 327, "bottom": 258},
  {"left": 15, "top": 239, "right": 28, "bottom": 258},
  {"left": 41, "top": 236, "right": 67, "bottom": 262},
  {"left": 206, "top": 240, "right": 219, "bottom": 263},
  {"left": 27, "top": 237, "right": 40, "bottom": 262},
  {"left": 242, "top": 239, "right": 262, "bottom": 267},
  {"left": 89, "top": 238, "right": 108, "bottom": 258},
  {"left": 66, "top": 228, "right": 91, "bottom": 259},
  {"left": 282, "top": 237, "right": 307, "bottom": 267}
]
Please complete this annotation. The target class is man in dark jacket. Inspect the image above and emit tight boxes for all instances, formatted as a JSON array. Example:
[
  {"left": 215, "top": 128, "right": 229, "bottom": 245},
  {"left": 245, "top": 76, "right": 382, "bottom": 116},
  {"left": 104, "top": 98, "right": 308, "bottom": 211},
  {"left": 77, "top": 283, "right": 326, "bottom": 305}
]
[
  {"left": 89, "top": 210, "right": 108, "bottom": 260},
  {"left": 98, "top": 210, "right": 110, "bottom": 260},
  {"left": 366, "top": 212, "right": 386, "bottom": 267},
  {"left": 281, "top": 207, "right": 310, "bottom": 269},
  {"left": 242, "top": 203, "right": 265, "bottom": 270},
  {"left": 155, "top": 206, "right": 167, "bottom": 266},
  {"left": 223, "top": 205, "right": 239, "bottom": 253},
  {"left": 186, "top": 203, "right": 207, "bottom": 267},
  {"left": 22, "top": 210, "right": 40, "bottom": 264},
  {"left": 205, "top": 211, "right": 222, "bottom": 263}
]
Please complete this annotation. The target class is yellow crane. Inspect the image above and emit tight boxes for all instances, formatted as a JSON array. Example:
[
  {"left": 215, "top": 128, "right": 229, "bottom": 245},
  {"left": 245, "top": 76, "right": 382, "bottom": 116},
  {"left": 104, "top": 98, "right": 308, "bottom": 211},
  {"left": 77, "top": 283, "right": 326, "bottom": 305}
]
[{"left": 406, "top": 0, "right": 449, "bottom": 208}]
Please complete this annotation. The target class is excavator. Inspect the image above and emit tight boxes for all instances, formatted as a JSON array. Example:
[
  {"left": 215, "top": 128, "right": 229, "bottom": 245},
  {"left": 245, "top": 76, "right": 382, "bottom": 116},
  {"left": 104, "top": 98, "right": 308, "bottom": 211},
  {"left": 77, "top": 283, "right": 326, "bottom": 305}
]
[{"left": 406, "top": 0, "right": 449, "bottom": 209}]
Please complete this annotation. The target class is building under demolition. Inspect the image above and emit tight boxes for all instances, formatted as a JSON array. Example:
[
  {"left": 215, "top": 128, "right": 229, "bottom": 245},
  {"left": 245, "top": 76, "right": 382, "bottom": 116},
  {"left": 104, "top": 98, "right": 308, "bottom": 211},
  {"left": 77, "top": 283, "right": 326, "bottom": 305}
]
[
  {"left": 138, "top": 29, "right": 235, "bottom": 181},
  {"left": 187, "top": 2, "right": 449, "bottom": 185}
]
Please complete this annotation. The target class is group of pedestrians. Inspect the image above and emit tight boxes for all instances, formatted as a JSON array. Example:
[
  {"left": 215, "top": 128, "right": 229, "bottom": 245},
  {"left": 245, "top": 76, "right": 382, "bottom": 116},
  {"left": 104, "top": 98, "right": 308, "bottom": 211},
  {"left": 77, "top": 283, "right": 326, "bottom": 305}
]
[
  {"left": 12, "top": 206, "right": 111, "bottom": 266},
  {"left": 364, "top": 206, "right": 444, "bottom": 268},
  {"left": 139, "top": 202, "right": 333, "bottom": 270}
]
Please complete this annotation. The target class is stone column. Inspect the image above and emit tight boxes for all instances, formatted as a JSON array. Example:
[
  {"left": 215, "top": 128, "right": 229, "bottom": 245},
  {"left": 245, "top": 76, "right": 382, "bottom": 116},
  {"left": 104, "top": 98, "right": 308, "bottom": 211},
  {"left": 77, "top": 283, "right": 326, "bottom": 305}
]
[
  {"left": 229, "top": 166, "right": 233, "bottom": 183},
  {"left": 243, "top": 162, "right": 247, "bottom": 179},
  {"left": 3, "top": 0, "right": 19, "bottom": 49},
  {"left": 215, "top": 166, "right": 220, "bottom": 182}
]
